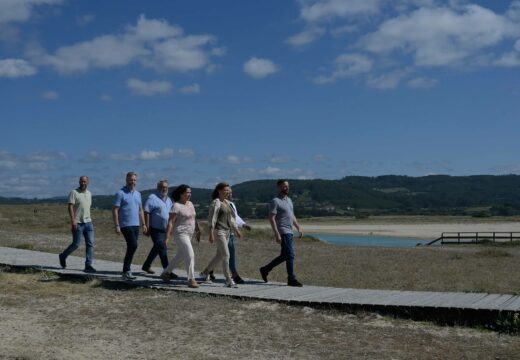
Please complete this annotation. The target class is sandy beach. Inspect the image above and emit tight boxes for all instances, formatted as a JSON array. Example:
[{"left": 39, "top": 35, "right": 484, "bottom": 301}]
[{"left": 251, "top": 217, "right": 520, "bottom": 239}]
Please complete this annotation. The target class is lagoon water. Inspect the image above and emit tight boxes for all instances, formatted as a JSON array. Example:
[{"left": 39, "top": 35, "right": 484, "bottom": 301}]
[{"left": 313, "top": 233, "right": 433, "bottom": 248}]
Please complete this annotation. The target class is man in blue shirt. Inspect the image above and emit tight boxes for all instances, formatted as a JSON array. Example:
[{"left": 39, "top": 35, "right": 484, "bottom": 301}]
[
  {"left": 142, "top": 180, "right": 174, "bottom": 275},
  {"left": 260, "top": 179, "right": 304, "bottom": 287},
  {"left": 112, "top": 172, "right": 147, "bottom": 280}
]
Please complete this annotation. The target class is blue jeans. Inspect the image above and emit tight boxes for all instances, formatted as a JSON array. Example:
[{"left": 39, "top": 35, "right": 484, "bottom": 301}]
[
  {"left": 228, "top": 233, "right": 237, "bottom": 274},
  {"left": 264, "top": 233, "right": 296, "bottom": 281},
  {"left": 142, "top": 228, "right": 169, "bottom": 270},
  {"left": 61, "top": 222, "right": 94, "bottom": 266},
  {"left": 121, "top": 226, "right": 139, "bottom": 272}
]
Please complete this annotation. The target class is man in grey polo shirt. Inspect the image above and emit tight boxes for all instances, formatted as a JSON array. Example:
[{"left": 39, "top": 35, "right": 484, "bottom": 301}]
[
  {"left": 260, "top": 179, "right": 304, "bottom": 287},
  {"left": 59, "top": 175, "right": 96, "bottom": 273}
]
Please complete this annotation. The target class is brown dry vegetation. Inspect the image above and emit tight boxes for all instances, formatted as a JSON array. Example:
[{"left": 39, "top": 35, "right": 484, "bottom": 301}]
[
  {"left": 1, "top": 270, "right": 519, "bottom": 360},
  {"left": 1, "top": 204, "right": 520, "bottom": 294}
]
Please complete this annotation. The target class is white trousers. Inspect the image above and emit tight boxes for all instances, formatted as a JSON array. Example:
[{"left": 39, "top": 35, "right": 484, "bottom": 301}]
[
  {"left": 164, "top": 231, "right": 195, "bottom": 280},
  {"left": 205, "top": 229, "right": 231, "bottom": 282}
]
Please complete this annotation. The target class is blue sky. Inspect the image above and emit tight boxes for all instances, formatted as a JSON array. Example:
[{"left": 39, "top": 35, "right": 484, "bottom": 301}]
[{"left": 1, "top": 0, "right": 520, "bottom": 198}]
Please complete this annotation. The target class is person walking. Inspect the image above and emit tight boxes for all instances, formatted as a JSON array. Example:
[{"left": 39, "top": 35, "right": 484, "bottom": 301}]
[
  {"left": 161, "top": 184, "right": 200, "bottom": 288},
  {"left": 200, "top": 182, "right": 241, "bottom": 288},
  {"left": 59, "top": 175, "right": 96, "bottom": 273},
  {"left": 260, "top": 179, "right": 304, "bottom": 287},
  {"left": 142, "top": 180, "right": 173, "bottom": 275},
  {"left": 208, "top": 189, "right": 251, "bottom": 284},
  {"left": 112, "top": 172, "right": 147, "bottom": 280}
]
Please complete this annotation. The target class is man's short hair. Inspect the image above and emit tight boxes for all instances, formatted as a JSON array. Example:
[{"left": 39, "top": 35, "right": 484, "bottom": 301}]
[
  {"left": 277, "top": 179, "right": 289, "bottom": 186},
  {"left": 157, "top": 179, "right": 168, "bottom": 187},
  {"left": 126, "top": 171, "right": 137, "bottom": 179}
]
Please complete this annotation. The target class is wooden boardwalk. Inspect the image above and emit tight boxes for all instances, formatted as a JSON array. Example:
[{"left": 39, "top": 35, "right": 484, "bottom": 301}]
[{"left": 1, "top": 246, "right": 519, "bottom": 326}]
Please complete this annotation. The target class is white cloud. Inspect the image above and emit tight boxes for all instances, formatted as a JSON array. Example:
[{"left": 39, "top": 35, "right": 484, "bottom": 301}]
[
  {"left": 36, "top": 14, "right": 220, "bottom": 74},
  {"left": 330, "top": 24, "right": 358, "bottom": 37},
  {"left": 41, "top": 90, "right": 59, "bottom": 100},
  {"left": 178, "top": 83, "right": 200, "bottom": 94},
  {"left": 299, "top": 0, "right": 380, "bottom": 23},
  {"left": 127, "top": 78, "right": 172, "bottom": 96},
  {"left": 270, "top": 156, "right": 291, "bottom": 164},
  {"left": 407, "top": 76, "right": 438, "bottom": 88},
  {"left": 225, "top": 155, "right": 253, "bottom": 165},
  {"left": 0, "top": 58, "right": 36, "bottom": 77},
  {"left": 243, "top": 57, "right": 279, "bottom": 79},
  {"left": 26, "top": 151, "right": 67, "bottom": 161},
  {"left": 361, "top": 5, "right": 520, "bottom": 67},
  {"left": 314, "top": 53, "right": 372, "bottom": 84},
  {"left": 100, "top": 94, "right": 112, "bottom": 101},
  {"left": 76, "top": 14, "right": 95, "bottom": 27},
  {"left": 0, "top": 0, "right": 64, "bottom": 25},
  {"left": 177, "top": 149, "right": 195, "bottom": 157},
  {"left": 367, "top": 70, "right": 409, "bottom": 90},
  {"left": 286, "top": 27, "right": 326, "bottom": 47}
]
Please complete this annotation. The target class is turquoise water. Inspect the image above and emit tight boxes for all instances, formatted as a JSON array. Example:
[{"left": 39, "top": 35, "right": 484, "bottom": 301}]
[{"left": 313, "top": 233, "right": 433, "bottom": 248}]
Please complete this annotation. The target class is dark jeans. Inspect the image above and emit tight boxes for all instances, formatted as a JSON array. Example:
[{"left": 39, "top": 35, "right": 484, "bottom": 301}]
[
  {"left": 121, "top": 226, "right": 139, "bottom": 272},
  {"left": 142, "top": 228, "right": 169, "bottom": 270},
  {"left": 263, "top": 233, "right": 296, "bottom": 281},
  {"left": 228, "top": 233, "right": 237, "bottom": 274},
  {"left": 61, "top": 222, "right": 94, "bottom": 266}
]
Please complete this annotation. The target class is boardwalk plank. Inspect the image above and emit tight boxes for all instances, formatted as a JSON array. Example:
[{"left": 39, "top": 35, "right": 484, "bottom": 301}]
[{"left": 2, "top": 246, "right": 520, "bottom": 316}]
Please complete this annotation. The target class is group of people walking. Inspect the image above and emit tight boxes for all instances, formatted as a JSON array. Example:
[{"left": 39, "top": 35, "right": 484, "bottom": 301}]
[{"left": 58, "top": 173, "right": 304, "bottom": 288}]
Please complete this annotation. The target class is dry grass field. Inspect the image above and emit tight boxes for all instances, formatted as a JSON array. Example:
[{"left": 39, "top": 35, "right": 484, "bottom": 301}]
[
  {"left": 1, "top": 270, "right": 519, "bottom": 360},
  {"left": 1, "top": 204, "right": 520, "bottom": 359},
  {"left": 1, "top": 204, "right": 520, "bottom": 294}
]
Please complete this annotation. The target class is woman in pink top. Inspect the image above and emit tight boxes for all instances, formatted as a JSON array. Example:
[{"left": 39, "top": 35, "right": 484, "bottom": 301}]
[{"left": 161, "top": 184, "right": 201, "bottom": 288}]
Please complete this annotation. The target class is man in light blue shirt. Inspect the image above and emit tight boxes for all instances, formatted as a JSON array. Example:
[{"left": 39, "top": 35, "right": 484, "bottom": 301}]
[
  {"left": 142, "top": 180, "right": 174, "bottom": 274},
  {"left": 112, "top": 172, "right": 147, "bottom": 280}
]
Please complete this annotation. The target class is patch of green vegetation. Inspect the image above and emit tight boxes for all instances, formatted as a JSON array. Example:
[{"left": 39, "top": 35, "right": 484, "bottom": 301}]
[{"left": 15, "top": 243, "right": 34, "bottom": 250}]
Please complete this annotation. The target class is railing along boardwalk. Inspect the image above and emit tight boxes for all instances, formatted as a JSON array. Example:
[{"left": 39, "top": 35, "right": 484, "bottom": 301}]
[
  {"left": 427, "top": 232, "right": 520, "bottom": 245},
  {"left": 1, "top": 246, "right": 519, "bottom": 328}
]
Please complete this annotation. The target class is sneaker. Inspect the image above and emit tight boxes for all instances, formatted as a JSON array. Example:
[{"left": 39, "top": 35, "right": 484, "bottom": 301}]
[
  {"left": 142, "top": 267, "right": 155, "bottom": 274},
  {"left": 232, "top": 274, "right": 245, "bottom": 284},
  {"left": 200, "top": 272, "right": 212, "bottom": 284},
  {"left": 84, "top": 265, "right": 97, "bottom": 273},
  {"left": 209, "top": 271, "right": 216, "bottom": 281},
  {"left": 59, "top": 253, "right": 66, "bottom": 269},
  {"left": 226, "top": 280, "right": 238, "bottom": 288},
  {"left": 188, "top": 279, "right": 199, "bottom": 288},
  {"left": 288, "top": 279, "right": 303, "bottom": 287},
  {"left": 122, "top": 271, "right": 136, "bottom": 280},
  {"left": 170, "top": 272, "right": 178, "bottom": 280},
  {"left": 160, "top": 272, "right": 171, "bottom": 284},
  {"left": 259, "top": 267, "right": 268, "bottom": 283}
]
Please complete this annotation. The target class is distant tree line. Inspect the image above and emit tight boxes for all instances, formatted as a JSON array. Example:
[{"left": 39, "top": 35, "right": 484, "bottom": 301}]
[{"left": 3, "top": 175, "right": 520, "bottom": 218}]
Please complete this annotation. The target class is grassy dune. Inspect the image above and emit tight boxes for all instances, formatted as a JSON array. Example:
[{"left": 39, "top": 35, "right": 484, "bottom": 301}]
[
  {"left": 1, "top": 204, "right": 520, "bottom": 294},
  {"left": 1, "top": 270, "right": 519, "bottom": 359}
]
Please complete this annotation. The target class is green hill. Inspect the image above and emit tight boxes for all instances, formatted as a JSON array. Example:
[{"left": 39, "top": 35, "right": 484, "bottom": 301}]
[{"left": 3, "top": 175, "right": 520, "bottom": 218}]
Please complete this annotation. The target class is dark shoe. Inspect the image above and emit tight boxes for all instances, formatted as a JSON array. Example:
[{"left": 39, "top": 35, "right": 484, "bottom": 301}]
[
  {"left": 170, "top": 272, "right": 178, "bottom": 280},
  {"left": 160, "top": 272, "right": 171, "bottom": 284},
  {"left": 288, "top": 279, "right": 303, "bottom": 287},
  {"left": 209, "top": 271, "right": 216, "bottom": 281},
  {"left": 232, "top": 274, "right": 245, "bottom": 284},
  {"left": 259, "top": 267, "right": 268, "bottom": 283},
  {"left": 59, "top": 254, "right": 66, "bottom": 269},
  {"left": 84, "top": 265, "right": 97, "bottom": 273},
  {"left": 142, "top": 267, "right": 155, "bottom": 274}
]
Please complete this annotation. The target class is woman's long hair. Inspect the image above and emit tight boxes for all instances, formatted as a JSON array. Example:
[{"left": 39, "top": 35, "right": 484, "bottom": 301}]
[
  {"left": 171, "top": 184, "right": 190, "bottom": 202},
  {"left": 211, "top": 182, "right": 229, "bottom": 200}
]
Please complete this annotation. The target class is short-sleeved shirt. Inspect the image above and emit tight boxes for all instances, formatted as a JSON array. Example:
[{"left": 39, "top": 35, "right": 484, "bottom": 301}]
[
  {"left": 144, "top": 193, "right": 173, "bottom": 231},
  {"left": 270, "top": 196, "right": 295, "bottom": 235},
  {"left": 68, "top": 188, "right": 92, "bottom": 223},
  {"left": 171, "top": 201, "right": 196, "bottom": 235},
  {"left": 113, "top": 187, "right": 142, "bottom": 228}
]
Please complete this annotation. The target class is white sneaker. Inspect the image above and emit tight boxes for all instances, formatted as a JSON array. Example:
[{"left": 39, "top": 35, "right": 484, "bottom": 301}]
[
  {"left": 226, "top": 280, "right": 238, "bottom": 288},
  {"left": 122, "top": 271, "right": 136, "bottom": 280},
  {"left": 200, "top": 272, "right": 212, "bottom": 284}
]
